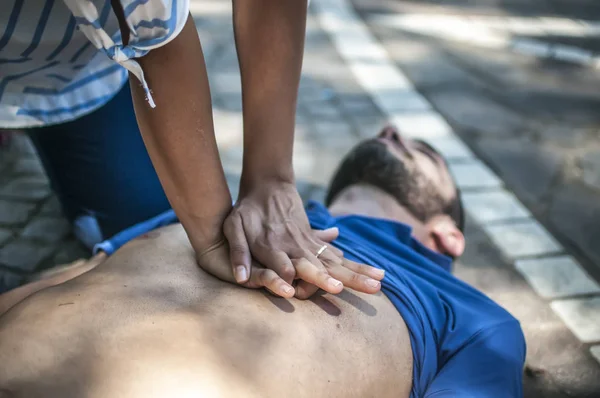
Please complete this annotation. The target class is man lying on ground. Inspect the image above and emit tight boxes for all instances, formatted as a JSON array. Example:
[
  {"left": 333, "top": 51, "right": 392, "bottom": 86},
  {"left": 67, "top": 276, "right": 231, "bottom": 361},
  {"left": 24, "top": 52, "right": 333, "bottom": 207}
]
[{"left": 0, "top": 126, "right": 526, "bottom": 398}]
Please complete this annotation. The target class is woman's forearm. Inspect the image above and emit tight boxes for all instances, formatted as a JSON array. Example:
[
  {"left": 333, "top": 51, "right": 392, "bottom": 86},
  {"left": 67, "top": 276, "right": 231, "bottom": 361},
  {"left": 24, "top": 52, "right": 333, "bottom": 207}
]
[
  {"left": 129, "top": 15, "right": 232, "bottom": 251},
  {"left": 233, "top": 0, "right": 308, "bottom": 189}
]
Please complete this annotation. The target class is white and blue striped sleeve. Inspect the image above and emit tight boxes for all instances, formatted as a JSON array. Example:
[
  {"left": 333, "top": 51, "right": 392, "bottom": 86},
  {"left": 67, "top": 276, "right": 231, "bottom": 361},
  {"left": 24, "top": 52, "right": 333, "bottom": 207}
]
[{"left": 61, "top": 0, "right": 190, "bottom": 108}]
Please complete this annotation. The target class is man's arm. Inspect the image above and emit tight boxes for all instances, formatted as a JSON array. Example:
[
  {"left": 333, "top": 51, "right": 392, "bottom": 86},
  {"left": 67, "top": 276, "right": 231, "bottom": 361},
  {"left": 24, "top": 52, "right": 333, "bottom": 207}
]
[{"left": 425, "top": 321, "right": 526, "bottom": 398}]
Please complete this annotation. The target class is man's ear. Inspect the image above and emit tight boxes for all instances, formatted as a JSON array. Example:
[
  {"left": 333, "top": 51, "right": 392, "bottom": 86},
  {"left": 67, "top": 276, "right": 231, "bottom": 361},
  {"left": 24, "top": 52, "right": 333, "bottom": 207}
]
[{"left": 430, "top": 218, "right": 465, "bottom": 258}]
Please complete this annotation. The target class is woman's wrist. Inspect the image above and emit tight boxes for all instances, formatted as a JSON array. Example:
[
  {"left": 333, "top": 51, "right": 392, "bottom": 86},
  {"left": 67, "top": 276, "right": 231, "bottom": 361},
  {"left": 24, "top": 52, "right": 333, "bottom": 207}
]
[
  {"left": 179, "top": 201, "right": 233, "bottom": 254},
  {"left": 239, "top": 166, "right": 295, "bottom": 196}
]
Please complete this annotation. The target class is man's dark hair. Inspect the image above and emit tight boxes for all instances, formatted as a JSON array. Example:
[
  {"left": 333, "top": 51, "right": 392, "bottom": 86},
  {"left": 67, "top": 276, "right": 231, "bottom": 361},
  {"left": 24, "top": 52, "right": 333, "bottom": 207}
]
[{"left": 325, "top": 139, "right": 465, "bottom": 232}]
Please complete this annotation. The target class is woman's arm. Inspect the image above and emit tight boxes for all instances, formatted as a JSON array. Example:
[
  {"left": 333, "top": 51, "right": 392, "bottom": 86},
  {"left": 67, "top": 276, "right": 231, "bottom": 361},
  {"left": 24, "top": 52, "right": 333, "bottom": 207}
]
[
  {"left": 223, "top": 0, "right": 384, "bottom": 298},
  {"left": 112, "top": 4, "right": 232, "bottom": 254},
  {"left": 233, "top": 0, "right": 306, "bottom": 185}
]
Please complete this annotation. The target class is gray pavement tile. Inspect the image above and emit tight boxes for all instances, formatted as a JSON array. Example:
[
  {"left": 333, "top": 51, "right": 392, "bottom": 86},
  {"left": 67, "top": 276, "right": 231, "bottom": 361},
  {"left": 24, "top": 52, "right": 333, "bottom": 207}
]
[
  {"left": 39, "top": 196, "right": 63, "bottom": 217},
  {"left": 484, "top": 219, "right": 563, "bottom": 259},
  {"left": 315, "top": 72, "right": 364, "bottom": 98},
  {"left": 448, "top": 160, "right": 503, "bottom": 190},
  {"left": 591, "top": 346, "right": 600, "bottom": 366},
  {"left": 304, "top": 186, "right": 327, "bottom": 204},
  {"left": 455, "top": 41, "right": 600, "bottom": 129},
  {"left": 0, "top": 239, "right": 54, "bottom": 273},
  {"left": 296, "top": 179, "right": 317, "bottom": 202},
  {"left": 213, "top": 72, "right": 242, "bottom": 95},
  {"left": 213, "top": 110, "right": 243, "bottom": 148},
  {"left": 299, "top": 75, "right": 327, "bottom": 93},
  {"left": 367, "top": 26, "right": 481, "bottom": 91},
  {"left": 352, "top": 115, "right": 388, "bottom": 139},
  {"left": 9, "top": 134, "right": 37, "bottom": 157},
  {"left": 313, "top": 119, "right": 355, "bottom": 136},
  {"left": 540, "top": 125, "right": 591, "bottom": 149},
  {"left": 371, "top": 89, "right": 432, "bottom": 116},
  {"left": 515, "top": 256, "right": 600, "bottom": 299},
  {"left": 0, "top": 200, "right": 36, "bottom": 227},
  {"left": 52, "top": 239, "right": 91, "bottom": 267},
  {"left": 462, "top": 190, "right": 531, "bottom": 223},
  {"left": 548, "top": 181, "right": 600, "bottom": 278},
  {"left": 580, "top": 148, "right": 600, "bottom": 192},
  {"left": 305, "top": 101, "right": 341, "bottom": 119},
  {"left": 293, "top": 143, "right": 345, "bottom": 186},
  {"left": 0, "top": 228, "right": 12, "bottom": 246},
  {"left": 295, "top": 104, "right": 311, "bottom": 120},
  {"left": 551, "top": 44, "right": 593, "bottom": 65},
  {"left": 551, "top": 297, "right": 600, "bottom": 343},
  {"left": 475, "top": 137, "right": 563, "bottom": 205},
  {"left": 21, "top": 216, "right": 71, "bottom": 244},
  {"left": 294, "top": 123, "right": 312, "bottom": 142},
  {"left": 10, "top": 156, "right": 46, "bottom": 177},
  {"left": 424, "top": 87, "right": 526, "bottom": 138},
  {"left": 310, "top": 120, "right": 358, "bottom": 151},
  {"left": 337, "top": 94, "right": 380, "bottom": 117},
  {"left": 215, "top": 93, "right": 243, "bottom": 112},
  {"left": 0, "top": 268, "right": 24, "bottom": 294},
  {"left": 224, "top": 172, "right": 241, "bottom": 202},
  {"left": 219, "top": 147, "right": 243, "bottom": 180},
  {"left": 538, "top": 35, "right": 600, "bottom": 56},
  {"left": 0, "top": 176, "right": 51, "bottom": 202},
  {"left": 212, "top": 45, "right": 238, "bottom": 68},
  {"left": 298, "top": 84, "right": 336, "bottom": 104},
  {"left": 428, "top": 135, "right": 475, "bottom": 161},
  {"left": 390, "top": 111, "right": 454, "bottom": 140}
]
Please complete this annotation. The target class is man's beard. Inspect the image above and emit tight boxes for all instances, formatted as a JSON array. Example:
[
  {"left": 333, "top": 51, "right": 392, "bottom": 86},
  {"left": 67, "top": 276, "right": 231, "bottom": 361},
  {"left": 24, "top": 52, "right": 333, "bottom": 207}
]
[{"left": 325, "top": 139, "right": 448, "bottom": 223}]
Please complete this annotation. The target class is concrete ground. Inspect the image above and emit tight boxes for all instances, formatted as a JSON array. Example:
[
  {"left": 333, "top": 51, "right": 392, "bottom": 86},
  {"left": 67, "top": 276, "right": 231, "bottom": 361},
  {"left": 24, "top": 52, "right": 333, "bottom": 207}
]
[
  {"left": 1, "top": 0, "right": 599, "bottom": 396},
  {"left": 346, "top": 0, "right": 600, "bottom": 396}
]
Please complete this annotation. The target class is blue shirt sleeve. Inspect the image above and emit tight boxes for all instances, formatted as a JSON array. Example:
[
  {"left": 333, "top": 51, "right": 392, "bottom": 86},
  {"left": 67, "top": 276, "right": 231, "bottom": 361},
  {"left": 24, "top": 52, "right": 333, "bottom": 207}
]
[{"left": 425, "top": 321, "right": 526, "bottom": 398}]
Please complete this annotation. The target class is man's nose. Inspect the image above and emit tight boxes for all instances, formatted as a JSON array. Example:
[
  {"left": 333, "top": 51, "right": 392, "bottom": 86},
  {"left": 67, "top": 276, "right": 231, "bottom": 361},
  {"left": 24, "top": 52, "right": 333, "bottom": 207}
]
[{"left": 379, "top": 125, "right": 401, "bottom": 142}]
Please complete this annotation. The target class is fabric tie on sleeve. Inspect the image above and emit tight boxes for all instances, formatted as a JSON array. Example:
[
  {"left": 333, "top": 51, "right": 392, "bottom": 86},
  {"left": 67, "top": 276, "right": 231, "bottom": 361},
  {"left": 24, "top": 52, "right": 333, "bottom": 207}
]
[{"left": 62, "top": 0, "right": 190, "bottom": 108}]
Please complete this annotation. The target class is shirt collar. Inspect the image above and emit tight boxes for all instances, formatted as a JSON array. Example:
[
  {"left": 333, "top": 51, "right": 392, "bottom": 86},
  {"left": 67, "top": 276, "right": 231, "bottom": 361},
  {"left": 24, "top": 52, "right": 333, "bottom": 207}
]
[{"left": 306, "top": 200, "right": 453, "bottom": 272}]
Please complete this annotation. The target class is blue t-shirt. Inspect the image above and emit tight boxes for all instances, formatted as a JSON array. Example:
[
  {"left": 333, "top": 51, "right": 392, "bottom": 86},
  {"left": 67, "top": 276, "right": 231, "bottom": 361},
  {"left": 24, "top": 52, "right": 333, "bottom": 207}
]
[
  {"left": 96, "top": 203, "right": 526, "bottom": 397},
  {"left": 306, "top": 202, "right": 526, "bottom": 398}
]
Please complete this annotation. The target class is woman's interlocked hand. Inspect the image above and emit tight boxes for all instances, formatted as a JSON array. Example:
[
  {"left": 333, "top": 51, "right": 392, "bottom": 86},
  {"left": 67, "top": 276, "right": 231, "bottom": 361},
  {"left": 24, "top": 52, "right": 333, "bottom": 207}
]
[{"left": 220, "top": 181, "right": 384, "bottom": 299}]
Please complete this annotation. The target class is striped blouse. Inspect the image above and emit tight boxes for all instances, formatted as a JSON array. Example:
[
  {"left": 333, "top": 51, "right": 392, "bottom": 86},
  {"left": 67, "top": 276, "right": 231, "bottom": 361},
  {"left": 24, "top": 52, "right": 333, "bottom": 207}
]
[{"left": 0, "top": 0, "right": 189, "bottom": 128}]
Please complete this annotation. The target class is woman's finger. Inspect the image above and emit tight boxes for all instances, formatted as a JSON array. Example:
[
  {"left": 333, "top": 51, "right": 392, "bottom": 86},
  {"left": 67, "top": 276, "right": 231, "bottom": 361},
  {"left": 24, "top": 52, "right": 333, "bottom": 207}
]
[
  {"left": 310, "top": 229, "right": 343, "bottom": 257},
  {"left": 245, "top": 268, "right": 295, "bottom": 298},
  {"left": 254, "top": 249, "right": 296, "bottom": 285},
  {"left": 340, "top": 258, "right": 385, "bottom": 280},
  {"left": 312, "top": 227, "right": 339, "bottom": 242},
  {"left": 223, "top": 213, "right": 251, "bottom": 283},
  {"left": 324, "top": 263, "right": 381, "bottom": 294},
  {"left": 294, "top": 281, "right": 320, "bottom": 300},
  {"left": 293, "top": 257, "right": 343, "bottom": 295}
]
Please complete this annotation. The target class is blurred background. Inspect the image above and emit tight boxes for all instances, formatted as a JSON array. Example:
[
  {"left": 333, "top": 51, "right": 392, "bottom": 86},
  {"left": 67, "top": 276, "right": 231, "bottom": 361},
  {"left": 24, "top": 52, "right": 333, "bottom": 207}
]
[{"left": 1, "top": 0, "right": 599, "bottom": 396}]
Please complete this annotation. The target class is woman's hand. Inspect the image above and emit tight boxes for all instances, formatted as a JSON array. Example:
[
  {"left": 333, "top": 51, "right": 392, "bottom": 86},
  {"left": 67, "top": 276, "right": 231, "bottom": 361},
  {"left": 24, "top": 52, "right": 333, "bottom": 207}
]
[
  {"left": 222, "top": 181, "right": 385, "bottom": 299},
  {"left": 196, "top": 239, "right": 297, "bottom": 298}
]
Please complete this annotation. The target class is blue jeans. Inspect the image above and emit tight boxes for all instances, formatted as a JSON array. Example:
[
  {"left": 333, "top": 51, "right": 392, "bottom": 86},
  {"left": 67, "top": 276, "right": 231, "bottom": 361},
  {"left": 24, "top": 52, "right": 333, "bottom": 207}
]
[{"left": 28, "top": 84, "right": 171, "bottom": 247}]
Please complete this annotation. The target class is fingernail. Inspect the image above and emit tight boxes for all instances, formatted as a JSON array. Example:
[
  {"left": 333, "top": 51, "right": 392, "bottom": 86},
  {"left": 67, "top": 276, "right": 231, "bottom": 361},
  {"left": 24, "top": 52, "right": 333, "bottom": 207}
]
[
  {"left": 235, "top": 266, "right": 248, "bottom": 283},
  {"left": 373, "top": 269, "right": 385, "bottom": 278},
  {"left": 366, "top": 278, "right": 380, "bottom": 288},
  {"left": 328, "top": 278, "right": 343, "bottom": 289},
  {"left": 282, "top": 285, "right": 294, "bottom": 295}
]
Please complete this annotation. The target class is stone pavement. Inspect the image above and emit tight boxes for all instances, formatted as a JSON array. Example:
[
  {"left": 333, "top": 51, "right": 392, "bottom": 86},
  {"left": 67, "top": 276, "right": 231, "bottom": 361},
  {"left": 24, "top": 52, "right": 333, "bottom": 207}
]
[
  {"left": 346, "top": 0, "right": 600, "bottom": 395},
  {"left": 1, "top": 0, "right": 599, "bottom": 396}
]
